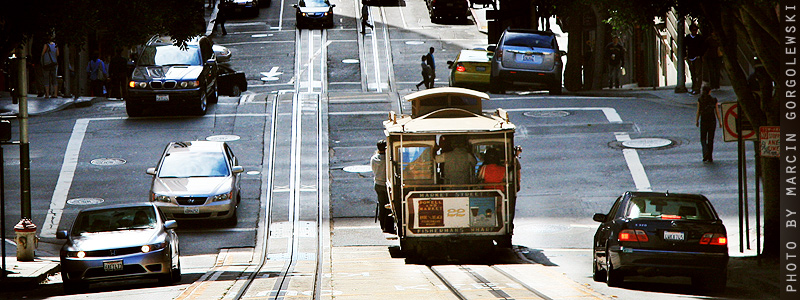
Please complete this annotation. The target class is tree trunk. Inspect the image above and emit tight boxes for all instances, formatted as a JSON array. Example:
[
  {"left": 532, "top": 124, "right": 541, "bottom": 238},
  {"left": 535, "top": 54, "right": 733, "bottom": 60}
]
[
  {"left": 591, "top": 6, "right": 608, "bottom": 90},
  {"left": 564, "top": 6, "right": 584, "bottom": 91}
]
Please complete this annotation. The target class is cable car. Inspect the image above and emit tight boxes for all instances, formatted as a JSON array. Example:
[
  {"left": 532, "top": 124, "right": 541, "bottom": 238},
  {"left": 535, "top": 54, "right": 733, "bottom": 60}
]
[{"left": 381, "top": 87, "right": 519, "bottom": 261}]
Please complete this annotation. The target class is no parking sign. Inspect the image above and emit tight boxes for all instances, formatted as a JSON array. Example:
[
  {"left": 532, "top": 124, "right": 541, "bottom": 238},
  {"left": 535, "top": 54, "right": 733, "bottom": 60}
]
[{"left": 720, "top": 102, "right": 756, "bottom": 142}]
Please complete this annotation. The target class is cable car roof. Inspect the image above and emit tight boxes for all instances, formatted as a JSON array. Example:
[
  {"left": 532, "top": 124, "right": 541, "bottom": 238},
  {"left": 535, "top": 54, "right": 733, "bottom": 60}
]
[{"left": 383, "top": 108, "right": 515, "bottom": 134}]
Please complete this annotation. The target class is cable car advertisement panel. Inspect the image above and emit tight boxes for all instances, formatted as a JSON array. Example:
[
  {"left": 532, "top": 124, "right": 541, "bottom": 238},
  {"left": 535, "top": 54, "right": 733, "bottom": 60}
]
[{"left": 406, "top": 190, "right": 505, "bottom": 235}]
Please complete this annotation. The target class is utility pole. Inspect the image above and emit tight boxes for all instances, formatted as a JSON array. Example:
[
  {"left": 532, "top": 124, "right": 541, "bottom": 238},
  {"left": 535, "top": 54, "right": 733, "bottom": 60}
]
[{"left": 16, "top": 43, "right": 31, "bottom": 221}]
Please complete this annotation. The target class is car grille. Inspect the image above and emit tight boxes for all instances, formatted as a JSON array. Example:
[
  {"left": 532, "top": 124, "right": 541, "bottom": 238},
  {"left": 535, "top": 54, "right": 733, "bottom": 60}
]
[
  {"left": 177, "top": 196, "right": 208, "bottom": 205},
  {"left": 150, "top": 81, "right": 178, "bottom": 89},
  {"left": 84, "top": 264, "right": 148, "bottom": 278},
  {"left": 83, "top": 246, "right": 144, "bottom": 257},
  {"left": 173, "top": 213, "right": 212, "bottom": 218}
]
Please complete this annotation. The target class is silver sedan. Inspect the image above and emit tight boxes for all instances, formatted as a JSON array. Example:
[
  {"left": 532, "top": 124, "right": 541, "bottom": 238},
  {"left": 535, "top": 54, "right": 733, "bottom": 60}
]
[
  {"left": 57, "top": 203, "right": 181, "bottom": 293},
  {"left": 147, "top": 141, "right": 243, "bottom": 225}
]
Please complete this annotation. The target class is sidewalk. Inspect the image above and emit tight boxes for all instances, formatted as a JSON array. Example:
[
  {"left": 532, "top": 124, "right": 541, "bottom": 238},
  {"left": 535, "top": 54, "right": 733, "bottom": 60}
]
[
  {"left": 0, "top": 91, "right": 103, "bottom": 117},
  {"left": 0, "top": 238, "right": 61, "bottom": 289}
]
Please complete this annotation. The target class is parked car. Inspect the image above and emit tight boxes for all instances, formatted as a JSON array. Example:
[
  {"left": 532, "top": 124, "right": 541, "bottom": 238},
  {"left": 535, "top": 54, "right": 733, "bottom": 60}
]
[
  {"left": 425, "top": 0, "right": 469, "bottom": 21},
  {"left": 219, "top": 0, "right": 263, "bottom": 17},
  {"left": 447, "top": 49, "right": 493, "bottom": 90},
  {"left": 57, "top": 203, "right": 181, "bottom": 292},
  {"left": 126, "top": 35, "right": 219, "bottom": 117},
  {"left": 218, "top": 64, "right": 248, "bottom": 96},
  {"left": 147, "top": 141, "right": 243, "bottom": 225},
  {"left": 213, "top": 44, "right": 231, "bottom": 63},
  {"left": 293, "top": 0, "right": 335, "bottom": 28},
  {"left": 592, "top": 191, "right": 728, "bottom": 291},
  {"left": 489, "top": 29, "right": 565, "bottom": 95}
]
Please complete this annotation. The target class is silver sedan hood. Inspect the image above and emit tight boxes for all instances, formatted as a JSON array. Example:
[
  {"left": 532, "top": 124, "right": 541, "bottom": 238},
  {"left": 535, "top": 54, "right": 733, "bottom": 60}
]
[{"left": 152, "top": 177, "right": 232, "bottom": 196}]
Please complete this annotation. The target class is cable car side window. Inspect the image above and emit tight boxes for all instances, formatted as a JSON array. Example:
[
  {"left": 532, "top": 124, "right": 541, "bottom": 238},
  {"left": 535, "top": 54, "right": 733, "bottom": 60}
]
[{"left": 398, "top": 145, "right": 434, "bottom": 181}]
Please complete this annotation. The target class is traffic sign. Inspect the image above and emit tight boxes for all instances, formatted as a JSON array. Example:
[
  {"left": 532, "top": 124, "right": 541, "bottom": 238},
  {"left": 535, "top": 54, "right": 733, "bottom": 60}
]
[
  {"left": 720, "top": 102, "right": 756, "bottom": 142},
  {"left": 759, "top": 126, "right": 780, "bottom": 157}
]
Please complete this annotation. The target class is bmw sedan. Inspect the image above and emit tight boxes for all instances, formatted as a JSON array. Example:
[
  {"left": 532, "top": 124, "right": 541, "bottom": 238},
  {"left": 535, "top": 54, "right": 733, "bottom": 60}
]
[
  {"left": 592, "top": 191, "right": 728, "bottom": 292},
  {"left": 148, "top": 141, "right": 243, "bottom": 225},
  {"left": 57, "top": 203, "right": 180, "bottom": 293},
  {"left": 293, "top": 0, "right": 335, "bottom": 28}
]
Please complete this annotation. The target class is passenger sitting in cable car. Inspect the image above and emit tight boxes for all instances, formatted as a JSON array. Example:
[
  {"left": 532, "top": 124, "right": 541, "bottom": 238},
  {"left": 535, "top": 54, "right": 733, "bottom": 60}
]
[
  {"left": 434, "top": 135, "right": 477, "bottom": 185},
  {"left": 478, "top": 148, "right": 505, "bottom": 192}
]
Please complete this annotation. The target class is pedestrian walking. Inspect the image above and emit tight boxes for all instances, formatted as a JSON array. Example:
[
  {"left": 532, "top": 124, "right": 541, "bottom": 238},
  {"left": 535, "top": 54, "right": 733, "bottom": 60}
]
[
  {"left": 371, "top": 139, "right": 394, "bottom": 234},
  {"left": 87, "top": 52, "right": 108, "bottom": 97},
  {"left": 695, "top": 85, "right": 722, "bottom": 163},
  {"left": 361, "top": 3, "right": 374, "bottom": 34},
  {"left": 424, "top": 47, "right": 436, "bottom": 86},
  {"left": 605, "top": 37, "right": 624, "bottom": 89},
  {"left": 684, "top": 24, "right": 705, "bottom": 94},
  {"left": 214, "top": 2, "right": 229, "bottom": 35},
  {"left": 109, "top": 49, "right": 129, "bottom": 100},
  {"left": 40, "top": 40, "right": 59, "bottom": 98},
  {"left": 415, "top": 55, "right": 433, "bottom": 89}
]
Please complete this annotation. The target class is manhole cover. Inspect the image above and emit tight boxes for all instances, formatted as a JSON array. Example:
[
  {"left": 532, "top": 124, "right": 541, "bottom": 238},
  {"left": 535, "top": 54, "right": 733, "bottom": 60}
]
[
  {"left": 206, "top": 135, "right": 241, "bottom": 142},
  {"left": 90, "top": 158, "right": 127, "bottom": 166},
  {"left": 621, "top": 138, "right": 674, "bottom": 149},
  {"left": 342, "top": 59, "right": 359, "bottom": 64},
  {"left": 523, "top": 111, "right": 570, "bottom": 118},
  {"left": 67, "top": 198, "right": 105, "bottom": 205},
  {"left": 343, "top": 165, "right": 372, "bottom": 173}
]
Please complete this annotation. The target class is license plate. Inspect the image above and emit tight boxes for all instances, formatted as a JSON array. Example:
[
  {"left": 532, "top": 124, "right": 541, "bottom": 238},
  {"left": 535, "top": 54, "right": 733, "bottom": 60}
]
[
  {"left": 476, "top": 66, "right": 487, "bottom": 72},
  {"left": 663, "top": 231, "right": 685, "bottom": 241},
  {"left": 446, "top": 3, "right": 453, "bottom": 6},
  {"left": 184, "top": 206, "right": 200, "bottom": 214},
  {"left": 156, "top": 94, "right": 169, "bottom": 102},
  {"left": 103, "top": 260, "right": 123, "bottom": 272},
  {"left": 522, "top": 54, "right": 543, "bottom": 63}
]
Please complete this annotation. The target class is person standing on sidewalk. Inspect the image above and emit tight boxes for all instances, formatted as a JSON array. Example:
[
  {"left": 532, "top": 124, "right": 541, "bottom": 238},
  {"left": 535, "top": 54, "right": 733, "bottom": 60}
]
[
  {"left": 361, "top": 3, "right": 374, "bottom": 34},
  {"left": 703, "top": 31, "right": 722, "bottom": 90},
  {"left": 605, "top": 37, "right": 624, "bottom": 89},
  {"left": 109, "top": 49, "right": 129, "bottom": 100},
  {"left": 371, "top": 139, "right": 394, "bottom": 234},
  {"left": 87, "top": 52, "right": 108, "bottom": 97},
  {"left": 684, "top": 24, "right": 705, "bottom": 95},
  {"left": 695, "top": 85, "right": 722, "bottom": 163},
  {"left": 40, "top": 40, "right": 59, "bottom": 98},
  {"left": 424, "top": 47, "right": 436, "bottom": 87},
  {"left": 416, "top": 55, "right": 433, "bottom": 89}
]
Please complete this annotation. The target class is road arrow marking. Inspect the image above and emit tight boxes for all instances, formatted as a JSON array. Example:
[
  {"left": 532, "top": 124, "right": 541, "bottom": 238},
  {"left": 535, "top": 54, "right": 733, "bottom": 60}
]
[{"left": 261, "top": 67, "right": 283, "bottom": 81}]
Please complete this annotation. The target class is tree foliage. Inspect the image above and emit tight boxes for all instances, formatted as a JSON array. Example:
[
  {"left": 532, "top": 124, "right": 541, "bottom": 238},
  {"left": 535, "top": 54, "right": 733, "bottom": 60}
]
[{"left": 1, "top": 0, "right": 205, "bottom": 60}]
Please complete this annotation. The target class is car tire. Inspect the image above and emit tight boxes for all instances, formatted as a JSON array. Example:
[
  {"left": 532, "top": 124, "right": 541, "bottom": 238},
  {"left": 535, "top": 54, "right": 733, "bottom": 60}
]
[
  {"left": 605, "top": 252, "right": 623, "bottom": 287},
  {"left": 549, "top": 78, "right": 563, "bottom": 95},
  {"left": 125, "top": 101, "right": 144, "bottom": 117},
  {"left": 63, "top": 280, "right": 88, "bottom": 293},
  {"left": 592, "top": 255, "right": 606, "bottom": 282},
  {"left": 171, "top": 256, "right": 182, "bottom": 283},
  {"left": 194, "top": 91, "right": 208, "bottom": 115},
  {"left": 209, "top": 83, "right": 219, "bottom": 104}
]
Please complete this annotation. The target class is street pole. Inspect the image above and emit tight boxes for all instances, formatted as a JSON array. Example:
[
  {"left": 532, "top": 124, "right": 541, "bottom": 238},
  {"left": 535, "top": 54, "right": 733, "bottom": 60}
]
[
  {"left": 674, "top": 13, "right": 688, "bottom": 93},
  {"left": 17, "top": 44, "right": 31, "bottom": 220}
]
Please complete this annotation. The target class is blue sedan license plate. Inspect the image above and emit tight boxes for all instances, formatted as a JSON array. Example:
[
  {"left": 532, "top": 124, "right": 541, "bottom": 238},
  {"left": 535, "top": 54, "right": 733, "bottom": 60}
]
[
  {"left": 103, "top": 260, "right": 123, "bottom": 272},
  {"left": 156, "top": 94, "right": 169, "bottom": 102},
  {"left": 664, "top": 231, "right": 685, "bottom": 241}
]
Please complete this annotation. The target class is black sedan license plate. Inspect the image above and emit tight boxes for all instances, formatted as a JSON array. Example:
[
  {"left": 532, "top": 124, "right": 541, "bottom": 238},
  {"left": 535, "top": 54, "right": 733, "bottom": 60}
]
[
  {"left": 476, "top": 66, "right": 487, "bottom": 72},
  {"left": 156, "top": 94, "right": 169, "bottom": 102},
  {"left": 103, "top": 260, "right": 124, "bottom": 272},
  {"left": 663, "top": 231, "right": 685, "bottom": 241}
]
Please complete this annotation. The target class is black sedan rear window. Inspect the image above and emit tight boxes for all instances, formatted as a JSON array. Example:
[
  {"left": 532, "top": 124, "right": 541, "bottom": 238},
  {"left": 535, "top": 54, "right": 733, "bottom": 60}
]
[
  {"left": 503, "top": 33, "right": 554, "bottom": 49},
  {"left": 626, "top": 197, "right": 715, "bottom": 220}
]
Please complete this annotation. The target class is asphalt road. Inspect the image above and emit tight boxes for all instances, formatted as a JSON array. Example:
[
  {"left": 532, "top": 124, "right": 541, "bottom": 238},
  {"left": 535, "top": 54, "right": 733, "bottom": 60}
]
[{"left": 0, "top": 1, "right": 777, "bottom": 299}]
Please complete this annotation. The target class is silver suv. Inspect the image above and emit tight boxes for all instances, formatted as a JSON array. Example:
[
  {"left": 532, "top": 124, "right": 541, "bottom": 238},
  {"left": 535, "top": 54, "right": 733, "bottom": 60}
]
[{"left": 489, "top": 29, "right": 565, "bottom": 95}]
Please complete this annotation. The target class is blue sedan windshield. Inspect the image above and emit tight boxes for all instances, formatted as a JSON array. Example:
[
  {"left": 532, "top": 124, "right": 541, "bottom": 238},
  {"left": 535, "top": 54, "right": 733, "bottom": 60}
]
[{"left": 300, "top": 0, "right": 330, "bottom": 7}]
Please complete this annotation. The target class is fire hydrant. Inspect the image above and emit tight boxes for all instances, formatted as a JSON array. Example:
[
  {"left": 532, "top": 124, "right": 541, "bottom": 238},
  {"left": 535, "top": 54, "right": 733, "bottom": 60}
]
[{"left": 14, "top": 219, "right": 38, "bottom": 261}]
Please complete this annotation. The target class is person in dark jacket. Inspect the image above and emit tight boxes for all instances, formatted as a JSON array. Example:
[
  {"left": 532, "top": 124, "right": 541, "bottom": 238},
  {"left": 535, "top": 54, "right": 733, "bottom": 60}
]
[
  {"left": 684, "top": 24, "right": 705, "bottom": 94},
  {"left": 605, "top": 37, "right": 624, "bottom": 89},
  {"left": 109, "top": 49, "right": 130, "bottom": 100},
  {"left": 695, "top": 85, "right": 722, "bottom": 163}
]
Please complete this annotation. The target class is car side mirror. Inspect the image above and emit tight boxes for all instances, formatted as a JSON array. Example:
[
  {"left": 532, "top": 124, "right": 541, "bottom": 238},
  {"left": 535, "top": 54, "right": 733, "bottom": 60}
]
[
  {"left": 164, "top": 220, "right": 178, "bottom": 230},
  {"left": 447, "top": 61, "right": 454, "bottom": 68},
  {"left": 206, "top": 58, "right": 216, "bottom": 65},
  {"left": 592, "top": 213, "right": 607, "bottom": 222},
  {"left": 146, "top": 167, "right": 157, "bottom": 175},
  {"left": 559, "top": 50, "right": 567, "bottom": 56},
  {"left": 487, "top": 45, "right": 496, "bottom": 52},
  {"left": 330, "top": 4, "right": 335, "bottom": 7},
  {"left": 232, "top": 166, "right": 244, "bottom": 173},
  {"left": 292, "top": 4, "right": 298, "bottom": 8},
  {"left": 56, "top": 230, "right": 69, "bottom": 239}
]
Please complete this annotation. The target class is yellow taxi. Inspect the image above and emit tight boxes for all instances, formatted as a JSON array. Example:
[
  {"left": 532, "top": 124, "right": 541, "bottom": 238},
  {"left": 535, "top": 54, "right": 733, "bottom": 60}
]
[{"left": 447, "top": 49, "right": 493, "bottom": 90}]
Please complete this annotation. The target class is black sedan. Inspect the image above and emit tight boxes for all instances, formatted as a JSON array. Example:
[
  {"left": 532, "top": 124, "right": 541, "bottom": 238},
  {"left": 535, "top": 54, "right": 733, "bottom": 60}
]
[
  {"left": 293, "top": 0, "right": 335, "bottom": 28},
  {"left": 218, "top": 64, "right": 247, "bottom": 96},
  {"left": 57, "top": 203, "right": 181, "bottom": 293},
  {"left": 592, "top": 191, "right": 728, "bottom": 292}
]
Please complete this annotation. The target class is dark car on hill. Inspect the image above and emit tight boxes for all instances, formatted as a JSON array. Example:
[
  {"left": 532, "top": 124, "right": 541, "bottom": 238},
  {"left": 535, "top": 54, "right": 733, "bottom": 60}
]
[
  {"left": 592, "top": 191, "right": 729, "bottom": 292},
  {"left": 293, "top": 0, "right": 335, "bottom": 28},
  {"left": 125, "top": 36, "right": 219, "bottom": 117}
]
